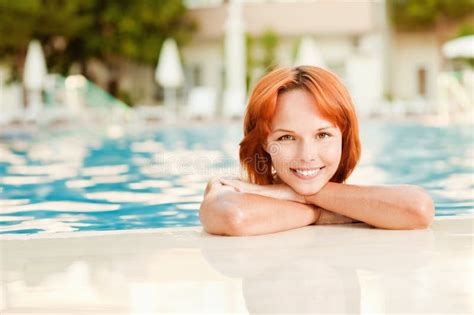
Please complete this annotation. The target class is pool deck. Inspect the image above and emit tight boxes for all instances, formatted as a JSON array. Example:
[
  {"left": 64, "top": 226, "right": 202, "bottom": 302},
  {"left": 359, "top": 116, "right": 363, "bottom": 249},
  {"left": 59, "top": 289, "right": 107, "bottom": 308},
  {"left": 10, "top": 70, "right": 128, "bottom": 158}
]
[{"left": 1, "top": 216, "right": 472, "bottom": 314}]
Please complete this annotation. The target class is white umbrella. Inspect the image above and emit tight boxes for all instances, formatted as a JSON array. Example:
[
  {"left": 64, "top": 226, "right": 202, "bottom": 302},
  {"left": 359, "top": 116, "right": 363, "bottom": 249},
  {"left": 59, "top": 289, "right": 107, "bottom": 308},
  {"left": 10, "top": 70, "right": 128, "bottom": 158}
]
[
  {"left": 24, "top": 40, "right": 47, "bottom": 90},
  {"left": 294, "top": 36, "right": 327, "bottom": 68},
  {"left": 155, "top": 38, "right": 184, "bottom": 115},
  {"left": 223, "top": 0, "right": 246, "bottom": 118},
  {"left": 442, "top": 35, "right": 474, "bottom": 59},
  {"left": 23, "top": 40, "right": 47, "bottom": 120}
]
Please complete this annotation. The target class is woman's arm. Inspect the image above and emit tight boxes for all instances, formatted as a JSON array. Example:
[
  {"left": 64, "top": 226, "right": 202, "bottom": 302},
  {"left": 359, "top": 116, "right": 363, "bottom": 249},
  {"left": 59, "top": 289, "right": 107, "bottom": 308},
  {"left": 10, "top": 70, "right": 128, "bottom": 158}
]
[
  {"left": 219, "top": 178, "right": 434, "bottom": 230},
  {"left": 199, "top": 178, "right": 316, "bottom": 236},
  {"left": 199, "top": 178, "right": 355, "bottom": 236},
  {"left": 305, "top": 182, "right": 434, "bottom": 230}
]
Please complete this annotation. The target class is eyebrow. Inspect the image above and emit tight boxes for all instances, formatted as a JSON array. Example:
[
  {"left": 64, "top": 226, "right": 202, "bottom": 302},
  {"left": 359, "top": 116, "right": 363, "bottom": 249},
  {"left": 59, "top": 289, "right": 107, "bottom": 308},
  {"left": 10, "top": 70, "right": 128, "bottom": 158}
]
[{"left": 272, "top": 126, "right": 335, "bottom": 133}]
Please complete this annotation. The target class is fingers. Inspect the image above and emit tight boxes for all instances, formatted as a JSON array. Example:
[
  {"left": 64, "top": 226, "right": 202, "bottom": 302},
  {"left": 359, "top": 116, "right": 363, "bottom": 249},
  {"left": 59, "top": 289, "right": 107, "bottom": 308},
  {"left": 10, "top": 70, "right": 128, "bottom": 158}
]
[
  {"left": 205, "top": 177, "right": 243, "bottom": 196},
  {"left": 219, "top": 178, "right": 236, "bottom": 185},
  {"left": 219, "top": 178, "right": 242, "bottom": 192},
  {"left": 218, "top": 178, "right": 229, "bottom": 185}
]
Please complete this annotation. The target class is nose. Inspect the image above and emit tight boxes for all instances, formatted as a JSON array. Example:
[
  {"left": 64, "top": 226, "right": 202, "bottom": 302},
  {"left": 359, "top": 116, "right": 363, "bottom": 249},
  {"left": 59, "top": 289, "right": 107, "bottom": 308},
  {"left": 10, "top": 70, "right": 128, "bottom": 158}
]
[{"left": 297, "top": 139, "right": 317, "bottom": 163}]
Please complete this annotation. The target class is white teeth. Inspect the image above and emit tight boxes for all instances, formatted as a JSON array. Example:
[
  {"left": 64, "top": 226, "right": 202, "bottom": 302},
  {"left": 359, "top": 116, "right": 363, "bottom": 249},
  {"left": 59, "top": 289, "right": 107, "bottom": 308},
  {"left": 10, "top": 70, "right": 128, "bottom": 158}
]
[{"left": 295, "top": 169, "right": 320, "bottom": 176}]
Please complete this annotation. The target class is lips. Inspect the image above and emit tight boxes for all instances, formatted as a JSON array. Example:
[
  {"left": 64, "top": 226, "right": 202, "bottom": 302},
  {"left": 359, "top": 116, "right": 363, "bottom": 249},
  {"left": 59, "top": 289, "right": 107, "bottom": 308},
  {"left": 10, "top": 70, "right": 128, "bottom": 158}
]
[{"left": 290, "top": 167, "right": 325, "bottom": 179}]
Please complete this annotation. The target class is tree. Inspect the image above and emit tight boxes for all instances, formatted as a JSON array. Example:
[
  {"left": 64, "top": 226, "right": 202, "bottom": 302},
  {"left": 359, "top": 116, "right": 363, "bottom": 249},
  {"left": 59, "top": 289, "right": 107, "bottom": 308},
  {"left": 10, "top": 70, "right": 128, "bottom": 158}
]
[
  {"left": 388, "top": 0, "right": 474, "bottom": 31},
  {"left": 0, "top": 0, "right": 196, "bottom": 100},
  {"left": 259, "top": 30, "right": 279, "bottom": 72},
  {"left": 0, "top": 0, "right": 90, "bottom": 81},
  {"left": 245, "top": 29, "right": 280, "bottom": 90},
  {"left": 388, "top": 0, "right": 474, "bottom": 68}
]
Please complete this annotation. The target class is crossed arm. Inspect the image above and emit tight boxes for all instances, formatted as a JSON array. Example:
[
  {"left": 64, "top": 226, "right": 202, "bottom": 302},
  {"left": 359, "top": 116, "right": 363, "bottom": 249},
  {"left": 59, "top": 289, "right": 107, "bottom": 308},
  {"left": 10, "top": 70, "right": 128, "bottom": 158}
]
[{"left": 199, "top": 178, "right": 434, "bottom": 236}]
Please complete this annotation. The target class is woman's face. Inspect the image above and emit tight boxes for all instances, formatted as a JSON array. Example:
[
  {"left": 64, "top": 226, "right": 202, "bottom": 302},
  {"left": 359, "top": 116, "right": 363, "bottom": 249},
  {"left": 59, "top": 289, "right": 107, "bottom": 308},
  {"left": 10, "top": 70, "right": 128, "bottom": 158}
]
[{"left": 266, "top": 88, "right": 342, "bottom": 196}]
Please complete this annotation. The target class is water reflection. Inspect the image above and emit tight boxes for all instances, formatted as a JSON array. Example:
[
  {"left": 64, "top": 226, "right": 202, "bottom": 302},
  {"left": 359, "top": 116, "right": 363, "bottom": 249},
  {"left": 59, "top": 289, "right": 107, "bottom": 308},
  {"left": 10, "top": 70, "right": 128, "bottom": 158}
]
[
  {"left": 201, "top": 225, "right": 440, "bottom": 313},
  {"left": 2, "top": 220, "right": 472, "bottom": 313}
]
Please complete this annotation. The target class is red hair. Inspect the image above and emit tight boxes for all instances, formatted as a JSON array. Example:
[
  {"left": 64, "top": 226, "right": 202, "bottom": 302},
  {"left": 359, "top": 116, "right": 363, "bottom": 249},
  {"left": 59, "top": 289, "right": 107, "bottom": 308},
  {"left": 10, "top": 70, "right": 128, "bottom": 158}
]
[{"left": 239, "top": 66, "right": 361, "bottom": 185}]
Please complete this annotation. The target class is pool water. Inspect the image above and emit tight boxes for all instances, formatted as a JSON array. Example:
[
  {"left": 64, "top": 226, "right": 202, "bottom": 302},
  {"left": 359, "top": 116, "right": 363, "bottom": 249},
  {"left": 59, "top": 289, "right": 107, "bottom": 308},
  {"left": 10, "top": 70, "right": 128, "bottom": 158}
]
[{"left": 0, "top": 121, "right": 472, "bottom": 235}]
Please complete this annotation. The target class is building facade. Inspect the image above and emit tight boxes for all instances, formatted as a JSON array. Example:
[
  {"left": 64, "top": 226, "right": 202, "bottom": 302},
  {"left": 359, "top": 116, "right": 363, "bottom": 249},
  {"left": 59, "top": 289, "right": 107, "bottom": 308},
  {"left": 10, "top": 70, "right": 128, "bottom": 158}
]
[
  {"left": 179, "top": 0, "right": 469, "bottom": 117},
  {"left": 181, "top": 0, "right": 387, "bottom": 116}
]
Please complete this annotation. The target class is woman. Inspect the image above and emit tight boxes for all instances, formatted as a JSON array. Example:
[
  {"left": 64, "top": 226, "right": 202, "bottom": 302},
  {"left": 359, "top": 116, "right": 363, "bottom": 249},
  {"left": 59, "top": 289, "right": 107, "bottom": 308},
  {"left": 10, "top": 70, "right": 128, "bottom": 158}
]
[{"left": 200, "top": 66, "right": 434, "bottom": 236}]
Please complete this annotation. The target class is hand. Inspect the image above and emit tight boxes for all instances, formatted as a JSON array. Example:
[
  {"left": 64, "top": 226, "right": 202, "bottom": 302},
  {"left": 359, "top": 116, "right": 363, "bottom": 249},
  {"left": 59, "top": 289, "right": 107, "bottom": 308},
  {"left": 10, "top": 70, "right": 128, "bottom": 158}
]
[
  {"left": 219, "top": 178, "right": 306, "bottom": 204},
  {"left": 204, "top": 177, "right": 241, "bottom": 197}
]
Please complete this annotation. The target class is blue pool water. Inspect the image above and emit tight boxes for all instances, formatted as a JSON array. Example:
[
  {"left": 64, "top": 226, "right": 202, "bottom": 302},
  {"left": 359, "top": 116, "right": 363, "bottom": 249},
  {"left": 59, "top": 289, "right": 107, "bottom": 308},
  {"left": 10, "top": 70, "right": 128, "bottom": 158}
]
[{"left": 0, "top": 121, "right": 472, "bottom": 235}]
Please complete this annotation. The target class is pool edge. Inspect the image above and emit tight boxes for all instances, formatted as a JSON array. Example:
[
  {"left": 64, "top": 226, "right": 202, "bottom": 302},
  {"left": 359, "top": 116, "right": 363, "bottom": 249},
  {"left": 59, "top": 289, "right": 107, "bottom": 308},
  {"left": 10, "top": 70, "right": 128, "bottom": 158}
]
[{"left": 1, "top": 214, "right": 472, "bottom": 240}]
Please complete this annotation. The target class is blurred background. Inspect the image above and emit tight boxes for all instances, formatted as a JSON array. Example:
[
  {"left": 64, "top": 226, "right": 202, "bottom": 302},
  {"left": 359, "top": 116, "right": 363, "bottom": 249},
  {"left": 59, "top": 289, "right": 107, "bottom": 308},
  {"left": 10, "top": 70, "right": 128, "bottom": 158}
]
[
  {"left": 0, "top": 0, "right": 473, "bottom": 125},
  {"left": 1, "top": 3, "right": 473, "bottom": 311},
  {"left": 0, "top": 0, "right": 473, "bottom": 235}
]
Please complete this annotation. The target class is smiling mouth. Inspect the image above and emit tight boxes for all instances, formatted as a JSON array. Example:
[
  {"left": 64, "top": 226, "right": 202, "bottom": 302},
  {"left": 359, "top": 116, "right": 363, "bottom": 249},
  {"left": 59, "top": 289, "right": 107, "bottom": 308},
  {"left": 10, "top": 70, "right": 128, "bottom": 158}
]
[{"left": 290, "top": 167, "right": 325, "bottom": 179}]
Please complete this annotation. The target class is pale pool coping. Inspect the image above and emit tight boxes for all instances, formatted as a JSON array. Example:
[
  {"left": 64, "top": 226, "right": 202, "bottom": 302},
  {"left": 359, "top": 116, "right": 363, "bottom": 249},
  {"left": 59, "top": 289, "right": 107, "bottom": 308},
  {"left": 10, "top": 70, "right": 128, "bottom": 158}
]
[
  {"left": 1, "top": 214, "right": 472, "bottom": 314},
  {"left": 1, "top": 213, "right": 473, "bottom": 240}
]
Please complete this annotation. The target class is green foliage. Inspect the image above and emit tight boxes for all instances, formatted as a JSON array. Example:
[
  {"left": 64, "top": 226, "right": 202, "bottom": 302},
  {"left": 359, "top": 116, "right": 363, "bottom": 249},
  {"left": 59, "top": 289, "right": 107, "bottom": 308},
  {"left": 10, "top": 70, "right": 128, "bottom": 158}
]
[
  {"left": 245, "top": 29, "right": 280, "bottom": 89},
  {"left": 388, "top": 1, "right": 474, "bottom": 68},
  {"left": 0, "top": 0, "right": 196, "bottom": 78},
  {"left": 0, "top": 0, "right": 90, "bottom": 76},
  {"left": 245, "top": 32, "right": 256, "bottom": 90},
  {"left": 83, "top": 0, "right": 196, "bottom": 63},
  {"left": 259, "top": 29, "right": 279, "bottom": 71},
  {"left": 456, "top": 22, "right": 474, "bottom": 37},
  {"left": 388, "top": 0, "right": 474, "bottom": 31},
  {"left": 452, "top": 22, "right": 474, "bottom": 67},
  {"left": 291, "top": 38, "right": 301, "bottom": 63}
]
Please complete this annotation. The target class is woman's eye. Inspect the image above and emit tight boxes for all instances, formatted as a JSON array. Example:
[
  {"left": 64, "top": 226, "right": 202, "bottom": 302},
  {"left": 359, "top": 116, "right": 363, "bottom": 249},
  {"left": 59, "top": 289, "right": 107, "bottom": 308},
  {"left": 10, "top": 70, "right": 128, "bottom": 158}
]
[
  {"left": 317, "top": 132, "right": 331, "bottom": 139},
  {"left": 277, "top": 135, "right": 295, "bottom": 141}
]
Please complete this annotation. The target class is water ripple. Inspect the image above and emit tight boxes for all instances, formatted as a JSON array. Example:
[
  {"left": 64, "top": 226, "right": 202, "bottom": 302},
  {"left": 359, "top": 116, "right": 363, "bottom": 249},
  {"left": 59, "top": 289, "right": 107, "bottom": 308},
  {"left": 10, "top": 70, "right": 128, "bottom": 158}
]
[{"left": 0, "top": 121, "right": 472, "bottom": 235}]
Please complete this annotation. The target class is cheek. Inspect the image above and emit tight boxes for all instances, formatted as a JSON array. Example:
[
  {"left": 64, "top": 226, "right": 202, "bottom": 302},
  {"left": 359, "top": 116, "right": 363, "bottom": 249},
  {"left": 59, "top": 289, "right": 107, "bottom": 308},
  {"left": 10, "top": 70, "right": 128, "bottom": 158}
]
[
  {"left": 269, "top": 146, "right": 294, "bottom": 170},
  {"left": 322, "top": 140, "right": 342, "bottom": 166}
]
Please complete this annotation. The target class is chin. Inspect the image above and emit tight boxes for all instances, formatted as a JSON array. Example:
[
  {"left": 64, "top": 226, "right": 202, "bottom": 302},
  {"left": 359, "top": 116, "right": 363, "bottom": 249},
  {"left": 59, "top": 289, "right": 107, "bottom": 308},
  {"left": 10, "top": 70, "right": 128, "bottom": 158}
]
[{"left": 289, "top": 181, "right": 326, "bottom": 196}]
